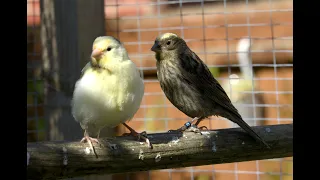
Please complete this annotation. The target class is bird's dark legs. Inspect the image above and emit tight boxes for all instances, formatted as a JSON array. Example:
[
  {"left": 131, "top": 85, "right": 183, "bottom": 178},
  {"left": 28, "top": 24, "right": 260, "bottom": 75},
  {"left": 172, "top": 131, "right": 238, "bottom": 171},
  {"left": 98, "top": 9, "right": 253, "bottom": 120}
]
[
  {"left": 168, "top": 117, "right": 199, "bottom": 132},
  {"left": 168, "top": 117, "right": 208, "bottom": 133},
  {"left": 194, "top": 117, "right": 208, "bottom": 130},
  {"left": 194, "top": 118, "right": 202, "bottom": 126},
  {"left": 80, "top": 130, "right": 99, "bottom": 157},
  {"left": 185, "top": 117, "right": 208, "bottom": 133},
  {"left": 122, "top": 123, "right": 153, "bottom": 149}
]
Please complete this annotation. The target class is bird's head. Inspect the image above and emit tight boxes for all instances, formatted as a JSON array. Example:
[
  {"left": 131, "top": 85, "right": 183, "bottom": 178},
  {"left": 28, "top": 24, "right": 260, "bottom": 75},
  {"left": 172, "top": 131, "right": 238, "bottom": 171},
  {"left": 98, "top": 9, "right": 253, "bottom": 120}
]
[
  {"left": 151, "top": 33, "right": 186, "bottom": 60},
  {"left": 90, "top": 36, "right": 129, "bottom": 68}
]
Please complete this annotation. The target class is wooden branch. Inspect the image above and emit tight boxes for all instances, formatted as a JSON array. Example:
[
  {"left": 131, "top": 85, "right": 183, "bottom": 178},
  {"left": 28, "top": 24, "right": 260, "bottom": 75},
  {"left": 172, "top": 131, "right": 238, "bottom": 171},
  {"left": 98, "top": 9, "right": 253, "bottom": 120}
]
[{"left": 27, "top": 124, "right": 292, "bottom": 180}]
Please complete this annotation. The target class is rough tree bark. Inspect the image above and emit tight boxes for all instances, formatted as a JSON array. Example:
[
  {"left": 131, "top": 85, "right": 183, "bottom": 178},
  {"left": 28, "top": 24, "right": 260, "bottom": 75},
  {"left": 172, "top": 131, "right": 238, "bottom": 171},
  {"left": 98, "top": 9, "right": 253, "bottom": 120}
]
[{"left": 27, "top": 124, "right": 293, "bottom": 180}]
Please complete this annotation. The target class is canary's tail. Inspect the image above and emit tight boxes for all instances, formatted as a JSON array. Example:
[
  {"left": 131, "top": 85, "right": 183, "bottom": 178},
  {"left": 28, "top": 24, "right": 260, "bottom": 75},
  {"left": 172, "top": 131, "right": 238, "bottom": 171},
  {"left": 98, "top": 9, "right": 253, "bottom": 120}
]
[{"left": 227, "top": 113, "right": 270, "bottom": 149}]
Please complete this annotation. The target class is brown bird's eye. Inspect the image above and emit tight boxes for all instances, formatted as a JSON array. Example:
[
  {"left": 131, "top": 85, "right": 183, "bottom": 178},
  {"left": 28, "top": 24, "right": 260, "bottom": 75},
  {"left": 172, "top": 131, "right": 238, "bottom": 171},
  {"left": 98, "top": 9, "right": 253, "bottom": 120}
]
[
  {"left": 166, "top": 40, "right": 171, "bottom": 45},
  {"left": 107, "top": 47, "right": 112, "bottom": 51}
]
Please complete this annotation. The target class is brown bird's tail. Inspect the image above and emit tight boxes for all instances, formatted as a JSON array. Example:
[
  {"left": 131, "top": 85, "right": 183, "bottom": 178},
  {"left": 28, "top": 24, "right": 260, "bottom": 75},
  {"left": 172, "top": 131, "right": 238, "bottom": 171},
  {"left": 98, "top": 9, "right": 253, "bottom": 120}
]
[{"left": 226, "top": 112, "right": 270, "bottom": 149}]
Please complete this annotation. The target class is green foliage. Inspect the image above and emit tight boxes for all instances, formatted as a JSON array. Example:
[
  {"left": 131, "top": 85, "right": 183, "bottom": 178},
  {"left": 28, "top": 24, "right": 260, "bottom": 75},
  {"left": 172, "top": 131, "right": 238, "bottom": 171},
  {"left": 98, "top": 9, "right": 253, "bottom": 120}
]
[
  {"left": 27, "top": 80, "right": 44, "bottom": 94},
  {"left": 27, "top": 80, "right": 45, "bottom": 103},
  {"left": 208, "top": 67, "right": 220, "bottom": 77}
]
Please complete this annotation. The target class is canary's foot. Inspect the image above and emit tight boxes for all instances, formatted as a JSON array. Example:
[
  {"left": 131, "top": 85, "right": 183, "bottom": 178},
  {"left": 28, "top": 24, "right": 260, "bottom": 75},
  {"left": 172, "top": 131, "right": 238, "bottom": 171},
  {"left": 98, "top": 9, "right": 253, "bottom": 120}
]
[
  {"left": 80, "top": 136, "right": 100, "bottom": 157},
  {"left": 80, "top": 136, "right": 100, "bottom": 144},
  {"left": 122, "top": 130, "right": 153, "bottom": 149},
  {"left": 122, "top": 123, "right": 153, "bottom": 149}
]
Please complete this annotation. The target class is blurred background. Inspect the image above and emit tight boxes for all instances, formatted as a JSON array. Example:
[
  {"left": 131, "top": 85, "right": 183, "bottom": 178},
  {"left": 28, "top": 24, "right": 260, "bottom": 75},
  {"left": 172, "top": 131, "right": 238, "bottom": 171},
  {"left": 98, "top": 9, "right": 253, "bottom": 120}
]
[{"left": 27, "top": 0, "right": 292, "bottom": 180}]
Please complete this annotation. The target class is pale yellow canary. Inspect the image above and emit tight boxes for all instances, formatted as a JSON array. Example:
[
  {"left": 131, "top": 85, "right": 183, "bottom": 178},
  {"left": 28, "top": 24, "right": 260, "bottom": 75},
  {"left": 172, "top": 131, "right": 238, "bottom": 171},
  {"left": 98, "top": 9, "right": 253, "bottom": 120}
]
[{"left": 72, "top": 36, "right": 151, "bottom": 156}]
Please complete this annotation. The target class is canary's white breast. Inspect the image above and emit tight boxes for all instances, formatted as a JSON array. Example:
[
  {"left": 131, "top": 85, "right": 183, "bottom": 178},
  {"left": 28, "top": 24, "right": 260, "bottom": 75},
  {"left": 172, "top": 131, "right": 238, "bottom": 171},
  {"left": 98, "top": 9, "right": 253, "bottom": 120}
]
[{"left": 71, "top": 61, "right": 144, "bottom": 132}]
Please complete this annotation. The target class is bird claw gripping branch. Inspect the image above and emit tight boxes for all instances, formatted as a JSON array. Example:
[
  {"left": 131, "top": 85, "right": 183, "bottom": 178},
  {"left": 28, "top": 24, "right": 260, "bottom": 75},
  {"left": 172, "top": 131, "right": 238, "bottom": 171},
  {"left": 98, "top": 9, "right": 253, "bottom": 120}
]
[{"left": 167, "top": 117, "right": 208, "bottom": 134}]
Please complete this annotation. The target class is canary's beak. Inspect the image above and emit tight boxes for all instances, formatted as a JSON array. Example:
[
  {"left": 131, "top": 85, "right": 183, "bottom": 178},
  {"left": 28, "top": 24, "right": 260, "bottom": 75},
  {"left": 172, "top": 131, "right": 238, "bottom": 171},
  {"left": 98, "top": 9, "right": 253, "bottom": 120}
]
[
  {"left": 91, "top": 48, "right": 103, "bottom": 59},
  {"left": 151, "top": 42, "right": 161, "bottom": 52}
]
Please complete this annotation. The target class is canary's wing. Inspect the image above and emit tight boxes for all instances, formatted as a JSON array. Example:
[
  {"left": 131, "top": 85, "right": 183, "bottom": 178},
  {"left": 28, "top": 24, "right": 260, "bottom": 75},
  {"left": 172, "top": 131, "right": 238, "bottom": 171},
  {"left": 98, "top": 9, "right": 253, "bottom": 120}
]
[
  {"left": 80, "top": 62, "right": 92, "bottom": 77},
  {"left": 178, "top": 49, "right": 241, "bottom": 118},
  {"left": 137, "top": 69, "right": 143, "bottom": 79}
]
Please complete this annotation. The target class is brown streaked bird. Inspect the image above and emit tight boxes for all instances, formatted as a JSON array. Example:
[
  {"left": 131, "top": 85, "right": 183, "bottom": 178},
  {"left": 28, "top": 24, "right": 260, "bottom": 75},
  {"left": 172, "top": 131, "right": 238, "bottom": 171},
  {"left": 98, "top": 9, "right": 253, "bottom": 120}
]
[{"left": 151, "top": 32, "right": 270, "bottom": 148}]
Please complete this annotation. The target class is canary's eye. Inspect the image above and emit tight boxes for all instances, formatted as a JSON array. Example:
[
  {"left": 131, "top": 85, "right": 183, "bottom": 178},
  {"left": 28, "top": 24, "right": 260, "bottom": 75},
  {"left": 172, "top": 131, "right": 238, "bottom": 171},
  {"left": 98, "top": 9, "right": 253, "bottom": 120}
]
[
  {"left": 107, "top": 47, "right": 112, "bottom": 51},
  {"left": 166, "top": 40, "right": 171, "bottom": 46}
]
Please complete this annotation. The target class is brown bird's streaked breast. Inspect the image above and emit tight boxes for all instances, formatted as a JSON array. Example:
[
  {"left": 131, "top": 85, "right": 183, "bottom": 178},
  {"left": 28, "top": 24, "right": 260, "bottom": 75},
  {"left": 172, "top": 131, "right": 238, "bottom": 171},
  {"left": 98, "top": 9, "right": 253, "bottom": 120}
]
[{"left": 156, "top": 60, "right": 207, "bottom": 118}]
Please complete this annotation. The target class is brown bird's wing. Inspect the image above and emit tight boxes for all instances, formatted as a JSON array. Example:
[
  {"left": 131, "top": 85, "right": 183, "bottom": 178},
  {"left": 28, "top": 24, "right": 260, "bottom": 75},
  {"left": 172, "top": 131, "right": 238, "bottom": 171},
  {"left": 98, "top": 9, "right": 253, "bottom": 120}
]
[
  {"left": 179, "top": 49, "right": 270, "bottom": 148},
  {"left": 178, "top": 49, "right": 242, "bottom": 119}
]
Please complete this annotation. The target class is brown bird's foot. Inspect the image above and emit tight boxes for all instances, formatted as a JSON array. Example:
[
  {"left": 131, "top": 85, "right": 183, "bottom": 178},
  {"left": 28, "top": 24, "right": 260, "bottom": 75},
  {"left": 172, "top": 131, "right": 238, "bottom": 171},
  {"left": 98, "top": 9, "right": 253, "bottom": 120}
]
[
  {"left": 168, "top": 117, "right": 201, "bottom": 133},
  {"left": 122, "top": 123, "right": 153, "bottom": 149},
  {"left": 183, "top": 125, "right": 208, "bottom": 134},
  {"left": 80, "top": 135, "right": 100, "bottom": 157},
  {"left": 198, "top": 126, "right": 209, "bottom": 131},
  {"left": 184, "top": 124, "right": 202, "bottom": 134}
]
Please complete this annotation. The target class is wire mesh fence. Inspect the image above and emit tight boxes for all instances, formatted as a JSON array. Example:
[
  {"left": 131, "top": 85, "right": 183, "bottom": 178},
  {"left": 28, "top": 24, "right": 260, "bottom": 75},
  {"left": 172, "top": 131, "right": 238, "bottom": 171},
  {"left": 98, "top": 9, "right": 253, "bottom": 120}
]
[
  {"left": 27, "top": 0, "right": 45, "bottom": 143},
  {"left": 27, "top": 0, "right": 293, "bottom": 179}
]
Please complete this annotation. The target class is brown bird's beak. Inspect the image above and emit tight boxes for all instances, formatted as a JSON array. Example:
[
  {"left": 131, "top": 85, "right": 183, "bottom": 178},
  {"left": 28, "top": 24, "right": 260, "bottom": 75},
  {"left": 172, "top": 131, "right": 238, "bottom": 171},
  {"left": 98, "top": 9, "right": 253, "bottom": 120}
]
[
  {"left": 151, "top": 42, "right": 161, "bottom": 52},
  {"left": 91, "top": 48, "right": 103, "bottom": 59}
]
